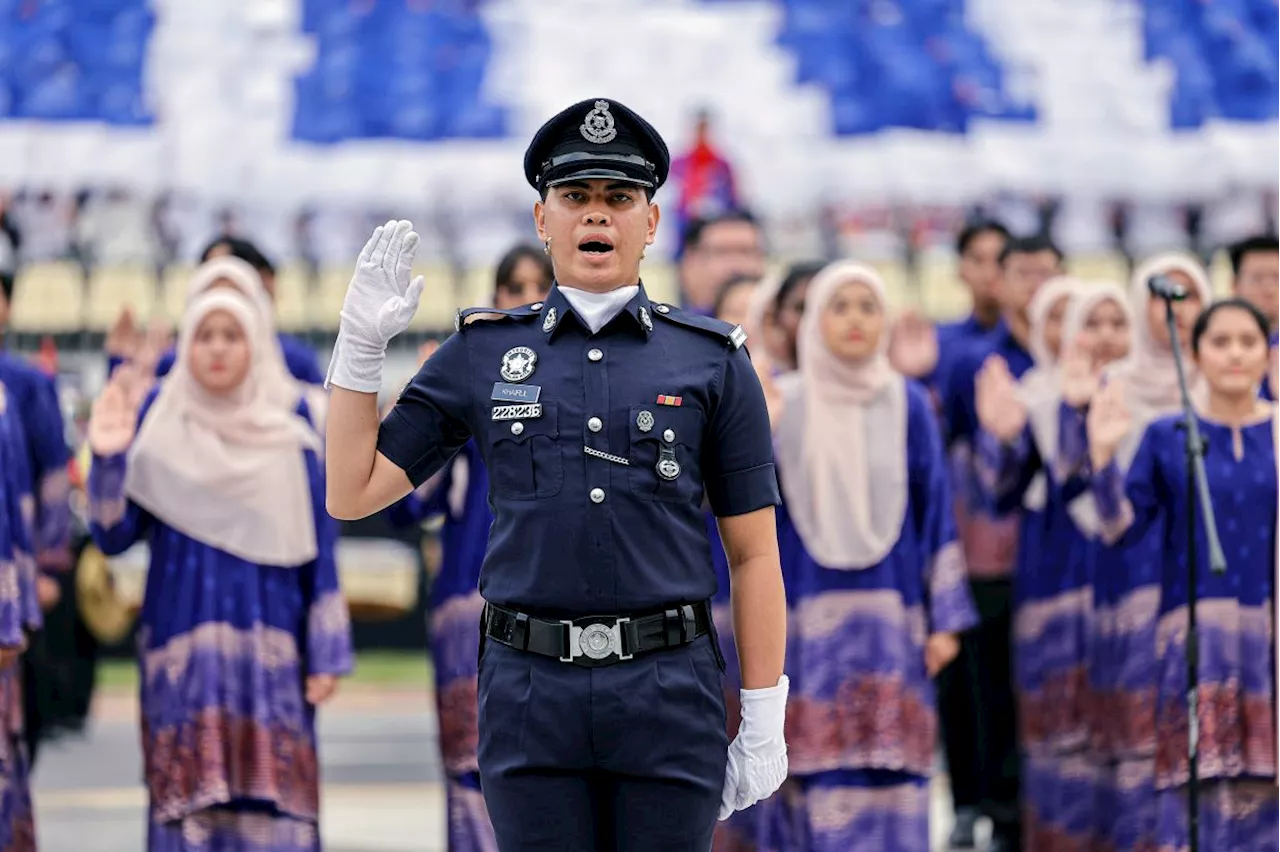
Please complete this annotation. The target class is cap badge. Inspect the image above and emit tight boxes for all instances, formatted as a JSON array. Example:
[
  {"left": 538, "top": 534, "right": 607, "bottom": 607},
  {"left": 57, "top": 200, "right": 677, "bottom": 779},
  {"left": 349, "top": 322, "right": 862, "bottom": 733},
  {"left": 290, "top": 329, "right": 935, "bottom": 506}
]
[{"left": 580, "top": 100, "right": 618, "bottom": 145}]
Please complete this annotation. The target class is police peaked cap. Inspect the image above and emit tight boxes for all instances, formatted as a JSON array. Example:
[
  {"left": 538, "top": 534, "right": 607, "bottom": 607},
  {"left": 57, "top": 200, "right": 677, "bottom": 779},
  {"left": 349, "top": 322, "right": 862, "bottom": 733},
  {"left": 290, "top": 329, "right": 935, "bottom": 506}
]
[{"left": 524, "top": 98, "right": 670, "bottom": 194}]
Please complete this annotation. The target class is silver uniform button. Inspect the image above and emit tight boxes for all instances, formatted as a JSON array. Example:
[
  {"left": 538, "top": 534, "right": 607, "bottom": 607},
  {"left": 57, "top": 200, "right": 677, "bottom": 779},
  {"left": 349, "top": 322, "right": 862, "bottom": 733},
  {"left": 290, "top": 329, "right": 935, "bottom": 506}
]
[
  {"left": 589, "top": 488, "right": 606, "bottom": 504},
  {"left": 587, "top": 348, "right": 604, "bottom": 362},
  {"left": 510, "top": 422, "right": 524, "bottom": 436},
  {"left": 655, "top": 304, "right": 670, "bottom": 314},
  {"left": 663, "top": 428, "right": 675, "bottom": 443},
  {"left": 587, "top": 417, "right": 603, "bottom": 433},
  {"left": 531, "top": 302, "right": 543, "bottom": 310}
]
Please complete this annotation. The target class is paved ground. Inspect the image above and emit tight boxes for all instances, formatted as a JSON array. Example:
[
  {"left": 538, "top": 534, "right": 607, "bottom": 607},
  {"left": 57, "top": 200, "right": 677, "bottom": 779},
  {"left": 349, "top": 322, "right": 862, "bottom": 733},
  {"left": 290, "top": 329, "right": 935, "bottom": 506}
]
[{"left": 33, "top": 688, "right": 976, "bottom": 851}]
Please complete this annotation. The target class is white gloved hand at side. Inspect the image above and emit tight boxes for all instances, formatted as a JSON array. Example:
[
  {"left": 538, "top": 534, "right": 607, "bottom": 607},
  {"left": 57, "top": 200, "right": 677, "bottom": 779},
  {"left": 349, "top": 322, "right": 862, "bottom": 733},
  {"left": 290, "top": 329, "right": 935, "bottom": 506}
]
[
  {"left": 325, "top": 219, "right": 425, "bottom": 393},
  {"left": 719, "top": 674, "right": 789, "bottom": 820}
]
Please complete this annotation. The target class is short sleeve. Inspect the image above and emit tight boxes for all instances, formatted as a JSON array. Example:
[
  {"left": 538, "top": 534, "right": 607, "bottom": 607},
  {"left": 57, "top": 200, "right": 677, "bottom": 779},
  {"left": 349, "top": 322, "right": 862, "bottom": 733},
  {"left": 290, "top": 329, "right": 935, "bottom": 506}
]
[
  {"left": 376, "top": 333, "right": 474, "bottom": 488},
  {"left": 703, "top": 346, "right": 780, "bottom": 517}
]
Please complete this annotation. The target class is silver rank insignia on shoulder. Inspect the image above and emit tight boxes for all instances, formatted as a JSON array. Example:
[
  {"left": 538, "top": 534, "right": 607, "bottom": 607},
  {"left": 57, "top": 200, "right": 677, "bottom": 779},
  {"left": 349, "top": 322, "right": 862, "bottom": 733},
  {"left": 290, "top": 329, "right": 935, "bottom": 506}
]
[
  {"left": 636, "top": 410, "right": 655, "bottom": 433},
  {"left": 492, "top": 403, "right": 542, "bottom": 421},
  {"left": 580, "top": 100, "right": 617, "bottom": 144},
  {"left": 500, "top": 346, "right": 537, "bottom": 382},
  {"left": 639, "top": 306, "right": 652, "bottom": 332},
  {"left": 729, "top": 324, "right": 747, "bottom": 349},
  {"left": 542, "top": 307, "right": 557, "bottom": 333}
]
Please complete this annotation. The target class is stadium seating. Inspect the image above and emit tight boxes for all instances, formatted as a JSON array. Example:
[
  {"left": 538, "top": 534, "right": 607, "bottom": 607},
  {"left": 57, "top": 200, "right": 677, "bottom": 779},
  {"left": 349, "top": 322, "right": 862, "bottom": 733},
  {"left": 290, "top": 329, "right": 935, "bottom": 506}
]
[
  {"left": 769, "top": 0, "right": 1037, "bottom": 135},
  {"left": 1141, "top": 0, "right": 1279, "bottom": 127},
  {"left": 291, "top": 0, "right": 507, "bottom": 143},
  {"left": 0, "top": 0, "right": 153, "bottom": 124}
]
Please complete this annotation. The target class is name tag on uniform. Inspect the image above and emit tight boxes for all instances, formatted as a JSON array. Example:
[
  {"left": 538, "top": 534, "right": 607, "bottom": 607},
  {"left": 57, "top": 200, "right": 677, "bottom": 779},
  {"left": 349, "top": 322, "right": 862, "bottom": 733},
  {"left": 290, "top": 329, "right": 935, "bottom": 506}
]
[
  {"left": 491, "top": 382, "right": 541, "bottom": 404},
  {"left": 492, "top": 403, "right": 543, "bottom": 421}
]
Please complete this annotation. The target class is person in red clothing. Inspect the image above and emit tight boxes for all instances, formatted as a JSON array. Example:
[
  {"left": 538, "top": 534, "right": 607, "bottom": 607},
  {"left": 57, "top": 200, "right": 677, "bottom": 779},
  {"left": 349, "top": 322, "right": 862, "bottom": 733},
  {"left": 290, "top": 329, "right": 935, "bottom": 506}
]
[{"left": 672, "top": 110, "right": 740, "bottom": 244}]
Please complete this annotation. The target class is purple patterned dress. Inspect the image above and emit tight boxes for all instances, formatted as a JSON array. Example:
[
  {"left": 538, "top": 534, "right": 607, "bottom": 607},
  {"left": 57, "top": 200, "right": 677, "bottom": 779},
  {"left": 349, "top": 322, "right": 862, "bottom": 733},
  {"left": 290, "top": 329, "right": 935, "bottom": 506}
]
[
  {"left": 1095, "top": 413, "right": 1277, "bottom": 851},
  {"left": 749, "top": 383, "right": 977, "bottom": 852},
  {"left": 386, "top": 440, "right": 498, "bottom": 852},
  {"left": 0, "top": 383, "right": 40, "bottom": 851},
  {"left": 87, "top": 397, "right": 353, "bottom": 852}
]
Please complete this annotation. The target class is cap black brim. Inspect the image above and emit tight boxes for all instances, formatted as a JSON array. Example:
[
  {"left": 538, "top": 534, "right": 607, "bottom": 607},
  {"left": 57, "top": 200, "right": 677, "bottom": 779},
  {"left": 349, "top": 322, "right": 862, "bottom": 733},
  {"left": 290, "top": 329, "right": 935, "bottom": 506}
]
[{"left": 545, "top": 169, "right": 654, "bottom": 189}]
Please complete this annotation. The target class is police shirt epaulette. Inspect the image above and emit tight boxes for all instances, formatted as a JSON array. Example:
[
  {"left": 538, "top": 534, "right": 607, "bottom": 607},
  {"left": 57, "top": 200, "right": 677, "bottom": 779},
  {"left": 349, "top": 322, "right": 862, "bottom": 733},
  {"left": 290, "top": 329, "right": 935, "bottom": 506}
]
[
  {"left": 649, "top": 303, "right": 747, "bottom": 349},
  {"left": 454, "top": 302, "right": 544, "bottom": 333}
]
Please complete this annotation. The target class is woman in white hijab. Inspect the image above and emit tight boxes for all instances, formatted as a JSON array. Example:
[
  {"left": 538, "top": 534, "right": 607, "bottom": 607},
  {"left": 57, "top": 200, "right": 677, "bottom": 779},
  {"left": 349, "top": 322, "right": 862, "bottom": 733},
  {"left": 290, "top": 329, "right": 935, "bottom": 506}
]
[
  {"left": 756, "top": 261, "right": 976, "bottom": 852},
  {"left": 85, "top": 285, "right": 353, "bottom": 852},
  {"left": 1055, "top": 253, "right": 1211, "bottom": 850}
]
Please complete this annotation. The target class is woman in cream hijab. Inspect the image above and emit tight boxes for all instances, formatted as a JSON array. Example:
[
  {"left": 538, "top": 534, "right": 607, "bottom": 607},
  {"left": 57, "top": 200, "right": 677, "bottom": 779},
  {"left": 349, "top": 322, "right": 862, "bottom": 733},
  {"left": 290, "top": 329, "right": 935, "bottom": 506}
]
[
  {"left": 1056, "top": 253, "right": 1211, "bottom": 850},
  {"left": 757, "top": 261, "right": 977, "bottom": 851},
  {"left": 85, "top": 284, "right": 353, "bottom": 852}
]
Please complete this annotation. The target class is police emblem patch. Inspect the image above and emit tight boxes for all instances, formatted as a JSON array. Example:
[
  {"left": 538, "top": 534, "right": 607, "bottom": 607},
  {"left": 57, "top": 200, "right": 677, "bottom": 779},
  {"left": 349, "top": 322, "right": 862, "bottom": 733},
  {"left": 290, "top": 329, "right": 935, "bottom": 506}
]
[
  {"left": 542, "top": 306, "right": 557, "bottom": 333},
  {"left": 636, "top": 410, "right": 655, "bottom": 433},
  {"left": 580, "top": 100, "right": 618, "bottom": 145},
  {"left": 500, "top": 346, "right": 538, "bottom": 382},
  {"left": 639, "top": 306, "right": 652, "bottom": 332}
]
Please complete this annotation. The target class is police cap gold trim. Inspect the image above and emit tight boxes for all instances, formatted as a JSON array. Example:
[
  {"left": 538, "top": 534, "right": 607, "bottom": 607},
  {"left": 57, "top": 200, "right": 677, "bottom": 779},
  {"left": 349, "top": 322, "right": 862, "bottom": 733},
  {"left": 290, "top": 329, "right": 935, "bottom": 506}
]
[{"left": 524, "top": 98, "right": 671, "bottom": 194}]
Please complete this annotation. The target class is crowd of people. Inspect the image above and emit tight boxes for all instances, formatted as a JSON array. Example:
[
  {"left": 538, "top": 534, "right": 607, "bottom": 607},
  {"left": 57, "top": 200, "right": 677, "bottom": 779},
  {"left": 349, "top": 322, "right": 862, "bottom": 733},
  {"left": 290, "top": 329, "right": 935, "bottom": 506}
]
[{"left": 0, "top": 195, "right": 1273, "bottom": 851}]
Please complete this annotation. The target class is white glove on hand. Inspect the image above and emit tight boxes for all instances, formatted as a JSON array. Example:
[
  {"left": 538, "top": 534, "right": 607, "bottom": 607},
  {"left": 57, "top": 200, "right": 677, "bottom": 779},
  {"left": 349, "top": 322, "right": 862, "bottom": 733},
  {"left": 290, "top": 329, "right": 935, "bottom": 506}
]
[
  {"left": 325, "top": 219, "right": 425, "bottom": 393},
  {"left": 719, "top": 674, "right": 789, "bottom": 820}
]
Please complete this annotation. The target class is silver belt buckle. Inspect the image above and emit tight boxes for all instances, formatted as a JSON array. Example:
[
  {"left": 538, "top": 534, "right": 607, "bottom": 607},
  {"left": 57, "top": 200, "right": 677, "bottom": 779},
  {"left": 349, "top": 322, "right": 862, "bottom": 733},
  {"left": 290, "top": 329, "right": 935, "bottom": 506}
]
[{"left": 560, "top": 617, "right": 632, "bottom": 663}]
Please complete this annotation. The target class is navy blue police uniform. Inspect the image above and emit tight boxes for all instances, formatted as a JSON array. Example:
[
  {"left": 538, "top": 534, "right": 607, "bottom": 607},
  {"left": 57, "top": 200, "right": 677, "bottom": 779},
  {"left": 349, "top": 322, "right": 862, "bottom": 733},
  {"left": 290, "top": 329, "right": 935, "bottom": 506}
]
[{"left": 375, "top": 99, "right": 779, "bottom": 851}]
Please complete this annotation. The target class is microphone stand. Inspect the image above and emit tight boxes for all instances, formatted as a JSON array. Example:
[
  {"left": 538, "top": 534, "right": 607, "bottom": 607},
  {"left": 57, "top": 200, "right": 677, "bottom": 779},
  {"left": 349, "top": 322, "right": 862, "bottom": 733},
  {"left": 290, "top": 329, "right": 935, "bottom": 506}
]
[{"left": 1162, "top": 296, "right": 1228, "bottom": 852}]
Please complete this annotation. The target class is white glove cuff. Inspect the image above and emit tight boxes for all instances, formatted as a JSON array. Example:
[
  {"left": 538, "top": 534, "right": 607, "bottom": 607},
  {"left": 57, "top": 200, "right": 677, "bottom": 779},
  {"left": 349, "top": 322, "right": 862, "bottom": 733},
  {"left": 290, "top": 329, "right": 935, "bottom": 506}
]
[
  {"left": 325, "top": 331, "right": 386, "bottom": 394},
  {"left": 740, "top": 674, "right": 790, "bottom": 707}
]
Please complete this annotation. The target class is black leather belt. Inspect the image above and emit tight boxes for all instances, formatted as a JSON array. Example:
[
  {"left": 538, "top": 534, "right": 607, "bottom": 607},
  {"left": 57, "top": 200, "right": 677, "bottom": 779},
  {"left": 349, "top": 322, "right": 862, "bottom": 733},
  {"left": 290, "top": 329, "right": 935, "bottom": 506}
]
[{"left": 482, "top": 600, "right": 712, "bottom": 668}]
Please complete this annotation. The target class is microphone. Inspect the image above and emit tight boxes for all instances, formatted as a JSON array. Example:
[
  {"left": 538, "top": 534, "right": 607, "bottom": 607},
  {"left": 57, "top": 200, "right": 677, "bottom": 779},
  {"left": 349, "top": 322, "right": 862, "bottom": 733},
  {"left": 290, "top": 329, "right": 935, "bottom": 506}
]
[{"left": 1148, "top": 273, "right": 1188, "bottom": 301}]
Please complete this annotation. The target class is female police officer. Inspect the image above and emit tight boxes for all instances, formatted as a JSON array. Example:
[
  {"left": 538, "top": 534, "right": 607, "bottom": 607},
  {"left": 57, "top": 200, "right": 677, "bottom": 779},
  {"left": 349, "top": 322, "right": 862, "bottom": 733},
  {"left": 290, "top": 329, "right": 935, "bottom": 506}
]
[{"left": 324, "top": 99, "right": 788, "bottom": 851}]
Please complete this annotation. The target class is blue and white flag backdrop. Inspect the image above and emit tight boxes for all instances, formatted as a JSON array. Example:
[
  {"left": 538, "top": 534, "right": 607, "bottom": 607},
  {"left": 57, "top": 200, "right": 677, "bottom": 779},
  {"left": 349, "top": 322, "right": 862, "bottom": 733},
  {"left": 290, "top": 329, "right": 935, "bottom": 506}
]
[{"left": 0, "top": 0, "right": 1274, "bottom": 216}]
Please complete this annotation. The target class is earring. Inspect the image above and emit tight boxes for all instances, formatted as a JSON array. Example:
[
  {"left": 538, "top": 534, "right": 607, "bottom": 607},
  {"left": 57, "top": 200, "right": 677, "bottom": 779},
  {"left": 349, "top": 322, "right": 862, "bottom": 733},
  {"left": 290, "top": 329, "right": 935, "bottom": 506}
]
[
  {"left": 543, "top": 238, "right": 552, "bottom": 256},
  {"left": 641, "top": 248, "right": 647, "bottom": 260}
]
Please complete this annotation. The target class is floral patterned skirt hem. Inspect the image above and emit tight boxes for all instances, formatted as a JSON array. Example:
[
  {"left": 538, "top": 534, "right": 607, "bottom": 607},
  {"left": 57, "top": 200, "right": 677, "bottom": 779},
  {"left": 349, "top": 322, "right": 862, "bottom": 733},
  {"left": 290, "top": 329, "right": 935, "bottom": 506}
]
[
  {"left": 446, "top": 773, "right": 498, "bottom": 852},
  {"left": 715, "top": 769, "right": 929, "bottom": 852},
  {"left": 1154, "top": 778, "right": 1278, "bottom": 852},
  {"left": 148, "top": 804, "right": 319, "bottom": 852}
]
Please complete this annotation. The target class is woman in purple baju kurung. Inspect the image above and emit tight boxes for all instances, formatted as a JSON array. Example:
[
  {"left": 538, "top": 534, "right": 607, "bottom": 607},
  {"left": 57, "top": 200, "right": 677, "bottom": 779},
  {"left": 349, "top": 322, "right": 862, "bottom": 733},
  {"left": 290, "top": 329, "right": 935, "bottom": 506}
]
[
  {"left": 754, "top": 262, "right": 977, "bottom": 851},
  {"left": 86, "top": 283, "right": 353, "bottom": 851},
  {"left": 972, "top": 277, "right": 1134, "bottom": 850},
  {"left": 1086, "top": 298, "right": 1277, "bottom": 851},
  {"left": 0, "top": 382, "right": 41, "bottom": 851},
  {"left": 387, "top": 443, "right": 498, "bottom": 852},
  {"left": 1055, "top": 255, "right": 1212, "bottom": 850}
]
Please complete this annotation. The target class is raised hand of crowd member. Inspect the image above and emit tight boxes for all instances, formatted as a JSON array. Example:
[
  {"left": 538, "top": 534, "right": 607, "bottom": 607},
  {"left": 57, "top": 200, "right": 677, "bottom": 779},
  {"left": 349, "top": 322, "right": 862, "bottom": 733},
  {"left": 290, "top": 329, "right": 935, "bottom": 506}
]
[
  {"left": 1059, "top": 335, "right": 1100, "bottom": 408},
  {"left": 753, "top": 352, "right": 784, "bottom": 428},
  {"left": 887, "top": 309, "right": 940, "bottom": 379},
  {"left": 105, "top": 307, "right": 142, "bottom": 361},
  {"left": 925, "top": 631, "right": 961, "bottom": 677},
  {"left": 416, "top": 339, "right": 440, "bottom": 368},
  {"left": 1085, "top": 377, "right": 1131, "bottom": 472},
  {"left": 975, "top": 354, "right": 1027, "bottom": 444},
  {"left": 88, "top": 371, "right": 141, "bottom": 457}
]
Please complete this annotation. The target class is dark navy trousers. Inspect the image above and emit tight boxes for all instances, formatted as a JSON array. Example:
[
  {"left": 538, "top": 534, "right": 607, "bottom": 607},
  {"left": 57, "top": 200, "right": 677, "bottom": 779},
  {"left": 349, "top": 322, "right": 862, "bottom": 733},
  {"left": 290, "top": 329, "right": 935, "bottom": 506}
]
[{"left": 477, "top": 634, "right": 729, "bottom": 851}]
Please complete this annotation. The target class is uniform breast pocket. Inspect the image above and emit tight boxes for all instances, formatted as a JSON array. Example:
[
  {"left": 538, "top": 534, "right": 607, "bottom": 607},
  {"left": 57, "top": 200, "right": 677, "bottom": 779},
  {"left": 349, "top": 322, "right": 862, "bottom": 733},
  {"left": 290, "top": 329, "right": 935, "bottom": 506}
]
[
  {"left": 627, "top": 405, "right": 704, "bottom": 504},
  {"left": 486, "top": 402, "right": 563, "bottom": 500}
]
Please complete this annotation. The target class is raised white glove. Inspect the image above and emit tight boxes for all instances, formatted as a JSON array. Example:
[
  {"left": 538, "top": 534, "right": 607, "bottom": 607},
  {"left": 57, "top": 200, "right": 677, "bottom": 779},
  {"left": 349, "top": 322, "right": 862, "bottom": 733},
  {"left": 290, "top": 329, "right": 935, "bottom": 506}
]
[
  {"left": 719, "top": 674, "right": 789, "bottom": 820},
  {"left": 325, "top": 219, "right": 425, "bottom": 393}
]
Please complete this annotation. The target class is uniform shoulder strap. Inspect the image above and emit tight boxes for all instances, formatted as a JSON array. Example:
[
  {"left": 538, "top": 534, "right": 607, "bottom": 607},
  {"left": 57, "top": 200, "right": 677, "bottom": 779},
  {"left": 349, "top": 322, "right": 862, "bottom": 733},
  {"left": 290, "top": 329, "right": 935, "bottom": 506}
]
[
  {"left": 649, "top": 303, "right": 747, "bottom": 349},
  {"left": 455, "top": 303, "right": 543, "bottom": 333}
]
